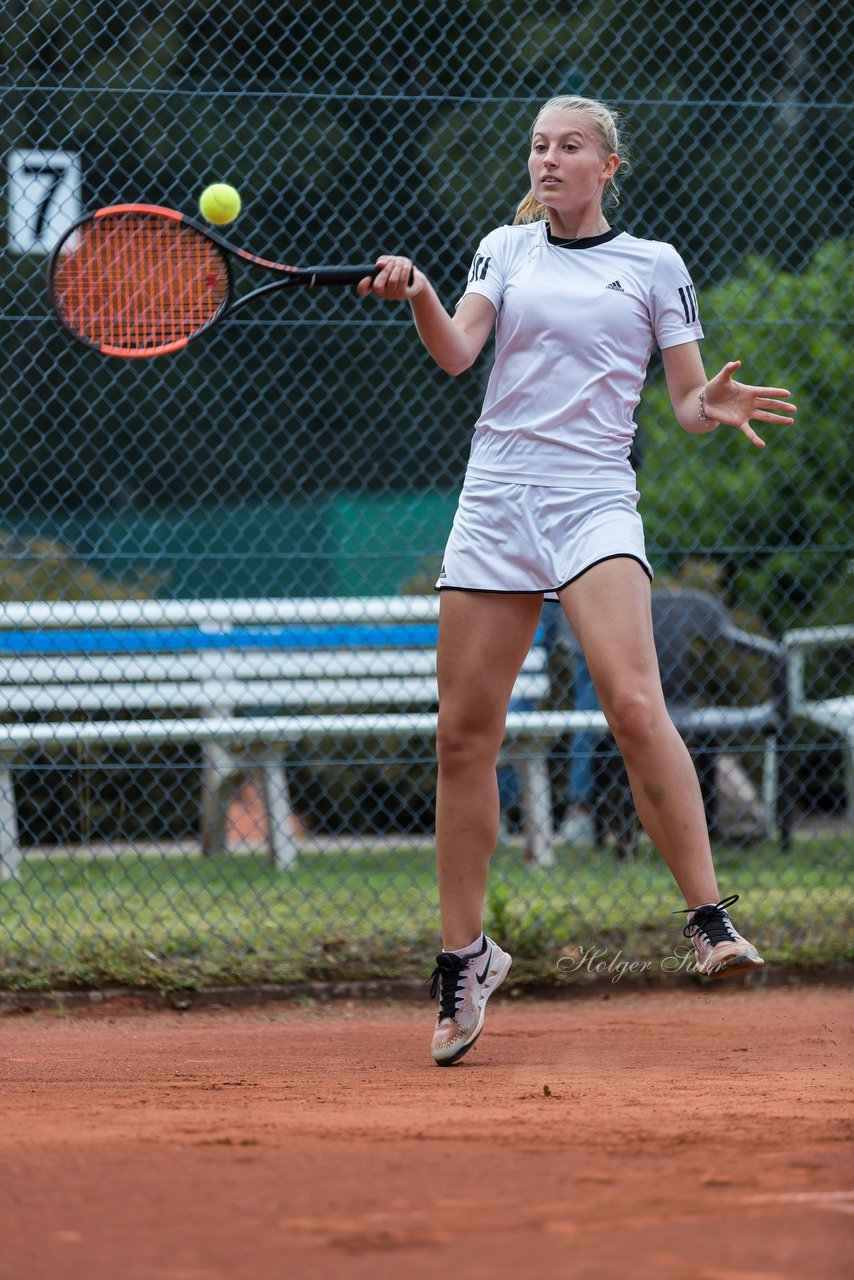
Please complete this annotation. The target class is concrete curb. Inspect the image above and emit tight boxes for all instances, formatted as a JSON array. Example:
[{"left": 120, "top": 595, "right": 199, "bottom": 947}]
[
  {"left": 0, "top": 979, "right": 427, "bottom": 1014},
  {"left": 1, "top": 966, "right": 851, "bottom": 1015}
]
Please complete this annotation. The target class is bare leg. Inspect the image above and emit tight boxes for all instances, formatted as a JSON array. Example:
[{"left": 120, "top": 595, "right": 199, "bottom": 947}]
[
  {"left": 435, "top": 591, "right": 543, "bottom": 948},
  {"left": 559, "top": 559, "right": 720, "bottom": 907}
]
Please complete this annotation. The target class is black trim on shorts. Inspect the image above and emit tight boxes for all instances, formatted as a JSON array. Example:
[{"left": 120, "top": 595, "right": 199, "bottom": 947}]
[
  {"left": 436, "top": 553, "right": 653, "bottom": 596},
  {"left": 556, "top": 553, "right": 653, "bottom": 591},
  {"left": 438, "top": 585, "right": 559, "bottom": 595}
]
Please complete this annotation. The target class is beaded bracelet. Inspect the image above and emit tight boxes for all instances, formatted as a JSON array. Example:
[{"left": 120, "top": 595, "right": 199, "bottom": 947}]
[{"left": 698, "top": 385, "right": 711, "bottom": 427}]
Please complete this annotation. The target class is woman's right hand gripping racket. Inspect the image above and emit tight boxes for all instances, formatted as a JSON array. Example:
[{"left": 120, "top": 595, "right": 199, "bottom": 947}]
[{"left": 47, "top": 203, "right": 380, "bottom": 359}]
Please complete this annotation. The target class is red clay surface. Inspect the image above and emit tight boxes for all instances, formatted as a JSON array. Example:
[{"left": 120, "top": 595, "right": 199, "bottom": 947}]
[{"left": 1, "top": 985, "right": 852, "bottom": 1280}]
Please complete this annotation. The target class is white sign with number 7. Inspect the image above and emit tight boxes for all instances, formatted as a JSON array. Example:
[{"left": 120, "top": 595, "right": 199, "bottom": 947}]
[{"left": 7, "top": 148, "right": 81, "bottom": 254}]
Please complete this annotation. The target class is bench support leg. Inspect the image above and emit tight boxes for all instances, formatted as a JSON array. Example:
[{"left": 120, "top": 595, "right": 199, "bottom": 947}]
[
  {"left": 516, "top": 754, "right": 555, "bottom": 867},
  {"left": 200, "top": 742, "right": 234, "bottom": 857},
  {"left": 0, "top": 763, "right": 20, "bottom": 880},
  {"left": 844, "top": 731, "right": 854, "bottom": 826},
  {"left": 260, "top": 759, "right": 299, "bottom": 870},
  {"left": 761, "top": 737, "right": 778, "bottom": 840}
]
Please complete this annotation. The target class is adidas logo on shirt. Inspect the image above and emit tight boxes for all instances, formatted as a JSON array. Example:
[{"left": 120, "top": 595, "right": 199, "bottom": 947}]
[{"left": 605, "top": 279, "right": 625, "bottom": 292}]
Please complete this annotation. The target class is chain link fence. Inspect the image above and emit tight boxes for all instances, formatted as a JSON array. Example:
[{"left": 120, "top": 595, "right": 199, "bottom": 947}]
[{"left": 1, "top": 0, "right": 852, "bottom": 990}]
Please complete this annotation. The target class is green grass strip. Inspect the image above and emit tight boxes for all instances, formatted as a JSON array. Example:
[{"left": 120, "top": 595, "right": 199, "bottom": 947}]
[{"left": 1, "top": 833, "right": 852, "bottom": 993}]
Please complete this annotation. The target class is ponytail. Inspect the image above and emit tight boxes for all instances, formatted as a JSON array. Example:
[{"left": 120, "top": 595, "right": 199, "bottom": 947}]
[{"left": 514, "top": 192, "right": 547, "bottom": 225}]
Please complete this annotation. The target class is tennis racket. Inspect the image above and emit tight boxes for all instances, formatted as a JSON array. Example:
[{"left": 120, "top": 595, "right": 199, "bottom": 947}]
[{"left": 47, "top": 203, "right": 381, "bottom": 359}]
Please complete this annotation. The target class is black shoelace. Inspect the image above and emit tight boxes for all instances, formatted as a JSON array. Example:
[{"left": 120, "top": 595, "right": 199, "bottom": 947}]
[
  {"left": 428, "top": 952, "right": 468, "bottom": 1021},
  {"left": 677, "top": 893, "right": 740, "bottom": 946}
]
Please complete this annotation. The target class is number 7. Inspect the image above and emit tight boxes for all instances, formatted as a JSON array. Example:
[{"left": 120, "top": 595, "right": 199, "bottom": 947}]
[{"left": 22, "top": 161, "right": 68, "bottom": 240}]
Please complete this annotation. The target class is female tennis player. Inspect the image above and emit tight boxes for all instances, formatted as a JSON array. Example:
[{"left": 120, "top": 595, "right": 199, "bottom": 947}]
[{"left": 359, "top": 95, "right": 797, "bottom": 1066}]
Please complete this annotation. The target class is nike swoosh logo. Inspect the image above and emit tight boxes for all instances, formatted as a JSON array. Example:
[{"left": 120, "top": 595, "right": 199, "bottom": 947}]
[{"left": 475, "top": 949, "right": 492, "bottom": 984}]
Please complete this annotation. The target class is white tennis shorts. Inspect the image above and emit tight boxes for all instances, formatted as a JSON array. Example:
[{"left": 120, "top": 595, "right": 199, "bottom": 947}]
[{"left": 436, "top": 476, "right": 652, "bottom": 599}]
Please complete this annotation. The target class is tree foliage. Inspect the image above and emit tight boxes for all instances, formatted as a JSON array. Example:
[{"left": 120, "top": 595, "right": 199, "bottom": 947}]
[{"left": 640, "top": 238, "right": 853, "bottom": 632}]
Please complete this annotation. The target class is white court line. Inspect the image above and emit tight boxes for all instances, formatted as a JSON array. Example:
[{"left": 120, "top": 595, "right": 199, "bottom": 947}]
[{"left": 742, "top": 1190, "right": 854, "bottom": 1215}]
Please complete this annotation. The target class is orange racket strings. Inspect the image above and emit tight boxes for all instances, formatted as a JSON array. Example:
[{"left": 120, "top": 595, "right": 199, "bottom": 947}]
[{"left": 53, "top": 213, "right": 229, "bottom": 354}]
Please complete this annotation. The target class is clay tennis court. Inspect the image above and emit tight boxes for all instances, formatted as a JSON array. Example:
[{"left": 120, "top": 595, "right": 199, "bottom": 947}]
[{"left": 2, "top": 983, "right": 852, "bottom": 1279}]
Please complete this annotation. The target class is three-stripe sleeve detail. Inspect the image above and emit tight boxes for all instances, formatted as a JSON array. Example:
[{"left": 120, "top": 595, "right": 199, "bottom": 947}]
[{"left": 678, "top": 284, "right": 698, "bottom": 324}]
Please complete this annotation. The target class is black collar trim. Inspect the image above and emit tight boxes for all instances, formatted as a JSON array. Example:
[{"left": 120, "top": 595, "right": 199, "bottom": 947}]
[{"left": 546, "top": 226, "right": 622, "bottom": 250}]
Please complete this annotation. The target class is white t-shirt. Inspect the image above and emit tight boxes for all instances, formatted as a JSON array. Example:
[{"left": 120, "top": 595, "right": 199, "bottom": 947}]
[{"left": 460, "top": 222, "right": 703, "bottom": 490}]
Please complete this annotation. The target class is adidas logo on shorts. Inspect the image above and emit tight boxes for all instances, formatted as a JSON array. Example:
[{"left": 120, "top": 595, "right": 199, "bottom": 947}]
[{"left": 605, "top": 279, "right": 625, "bottom": 292}]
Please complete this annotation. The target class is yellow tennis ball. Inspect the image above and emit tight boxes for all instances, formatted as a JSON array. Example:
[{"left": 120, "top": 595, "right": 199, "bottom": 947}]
[{"left": 199, "top": 183, "right": 241, "bottom": 226}]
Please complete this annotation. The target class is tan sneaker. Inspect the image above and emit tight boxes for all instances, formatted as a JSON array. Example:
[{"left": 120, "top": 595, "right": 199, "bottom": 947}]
[
  {"left": 428, "top": 937, "right": 512, "bottom": 1066},
  {"left": 681, "top": 894, "right": 764, "bottom": 979}
]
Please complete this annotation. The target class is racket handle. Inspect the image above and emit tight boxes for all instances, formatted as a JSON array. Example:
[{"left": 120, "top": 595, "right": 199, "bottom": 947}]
[
  {"left": 301, "top": 266, "right": 380, "bottom": 287},
  {"left": 300, "top": 265, "right": 415, "bottom": 287}
]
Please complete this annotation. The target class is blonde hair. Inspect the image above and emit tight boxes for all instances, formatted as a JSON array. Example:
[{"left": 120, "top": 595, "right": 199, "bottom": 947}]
[{"left": 514, "top": 95, "right": 630, "bottom": 225}]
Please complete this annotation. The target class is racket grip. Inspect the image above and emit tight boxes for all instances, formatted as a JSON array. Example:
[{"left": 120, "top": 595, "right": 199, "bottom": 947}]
[{"left": 304, "top": 266, "right": 380, "bottom": 287}]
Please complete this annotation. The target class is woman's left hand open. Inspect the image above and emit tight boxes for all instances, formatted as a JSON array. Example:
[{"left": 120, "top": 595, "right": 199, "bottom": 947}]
[{"left": 703, "top": 361, "right": 797, "bottom": 448}]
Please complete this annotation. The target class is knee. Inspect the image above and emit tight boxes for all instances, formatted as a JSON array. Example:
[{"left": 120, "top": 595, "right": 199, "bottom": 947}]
[
  {"left": 436, "top": 707, "right": 503, "bottom": 772},
  {"left": 602, "top": 685, "right": 662, "bottom": 751}
]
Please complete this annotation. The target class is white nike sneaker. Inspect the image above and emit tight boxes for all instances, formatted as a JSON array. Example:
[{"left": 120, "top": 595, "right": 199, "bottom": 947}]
[
  {"left": 428, "top": 936, "right": 512, "bottom": 1066},
  {"left": 680, "top": 894, "right": 765, "bottom": 979}
]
